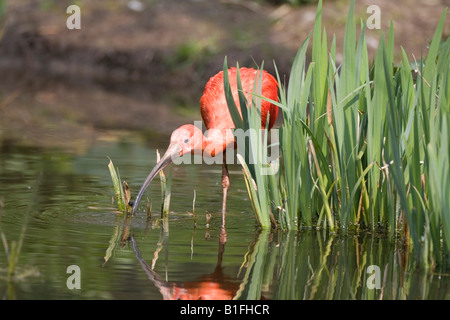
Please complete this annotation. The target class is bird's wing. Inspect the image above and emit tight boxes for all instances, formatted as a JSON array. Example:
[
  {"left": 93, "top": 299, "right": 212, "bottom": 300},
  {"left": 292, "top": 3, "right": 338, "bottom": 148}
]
[{"left": 200, "top": 67, "right": 278, "bottom": 130}]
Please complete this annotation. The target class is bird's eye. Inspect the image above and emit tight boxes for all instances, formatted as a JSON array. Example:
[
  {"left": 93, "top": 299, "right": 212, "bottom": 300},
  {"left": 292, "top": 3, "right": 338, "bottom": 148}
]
[{"left": 184, "top": 138, "right": 190, "bottom": 144}]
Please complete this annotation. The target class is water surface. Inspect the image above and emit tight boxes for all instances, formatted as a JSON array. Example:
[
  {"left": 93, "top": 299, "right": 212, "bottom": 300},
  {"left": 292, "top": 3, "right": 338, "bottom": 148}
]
[{"left": 0, "top": 137, "right": 448, "bottom": 299}]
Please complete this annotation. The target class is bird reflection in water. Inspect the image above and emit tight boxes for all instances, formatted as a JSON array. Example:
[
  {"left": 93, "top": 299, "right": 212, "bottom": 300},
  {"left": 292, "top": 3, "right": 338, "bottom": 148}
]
[{"left": 130, "top": 228, "right": 241, "bottom": 300}]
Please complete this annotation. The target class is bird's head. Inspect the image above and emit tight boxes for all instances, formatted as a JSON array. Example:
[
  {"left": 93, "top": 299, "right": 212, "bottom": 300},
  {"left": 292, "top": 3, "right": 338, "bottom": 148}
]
[
  {"left": 169, "top": 124, "right": 204, "bottom": 157},
  {"left": 131, "top": 124, "right": 204, "bottom": 215}
]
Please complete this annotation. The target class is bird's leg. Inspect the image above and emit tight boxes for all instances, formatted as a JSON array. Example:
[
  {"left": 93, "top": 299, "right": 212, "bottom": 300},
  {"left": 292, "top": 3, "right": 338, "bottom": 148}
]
[
  {"left": 221, "top": 157, "right": 230, "bottom": 227},
  {"left": 220, "top": 159, "right": 229, "bottom": 244}
]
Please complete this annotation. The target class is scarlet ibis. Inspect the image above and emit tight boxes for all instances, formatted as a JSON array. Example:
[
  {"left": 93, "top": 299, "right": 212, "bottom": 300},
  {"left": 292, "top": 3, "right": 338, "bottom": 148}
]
[
  {"left": 130, "top": 67, "right": 279, "bottom": 226},
  {"left": 131, "top": 234, "right": 240, "bottom": 300}
]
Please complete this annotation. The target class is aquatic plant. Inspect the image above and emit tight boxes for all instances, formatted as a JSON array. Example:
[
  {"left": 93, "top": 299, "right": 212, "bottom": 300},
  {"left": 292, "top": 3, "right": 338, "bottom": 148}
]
[
  {"left": 108, "top": 158, "right": 128, "bottom": 213},
  {"left": 226, "top": 0, "right": 449, "bottom": 269},
  {"left": 108, "top": 152, "right": 172, "bottom": 217}
]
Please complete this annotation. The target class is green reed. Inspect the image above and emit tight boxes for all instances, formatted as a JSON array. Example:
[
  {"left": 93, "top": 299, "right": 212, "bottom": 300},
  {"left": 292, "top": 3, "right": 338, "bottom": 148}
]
[
  {"left": 235, "top": 229, "right": 449, "bottom": 300},
  {"left": 156, "top": 150, "right": 172, "bottom": 218},
  {"left": 108, "top": 159, "right": 127, "bottom": 213},
  {"left": 1, "top": 172, "right": 42, "bottom": 288},
  {"left": 108, "top": 152, "right": 172, "bottom": 216},
  {"left": 223, "top": 58, "right": 276, "bottom": 229},
  {"left": 226, "top": 0, "right": 449, "bottom": 269}
]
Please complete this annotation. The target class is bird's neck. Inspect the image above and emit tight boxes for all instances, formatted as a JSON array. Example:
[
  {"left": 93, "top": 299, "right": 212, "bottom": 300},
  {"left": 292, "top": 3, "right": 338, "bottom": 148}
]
[{"left": 203, "top": 128, "right": 235, "bottom": 157}]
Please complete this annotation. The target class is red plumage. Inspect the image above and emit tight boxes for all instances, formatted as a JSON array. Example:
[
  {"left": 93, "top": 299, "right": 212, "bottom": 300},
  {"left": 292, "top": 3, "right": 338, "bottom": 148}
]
[
  {"left": 131, "top": 67, "right": 279, "bottom": 220},
  {"left": 200, "top": 67, "right": 279, "bottom": 131}
]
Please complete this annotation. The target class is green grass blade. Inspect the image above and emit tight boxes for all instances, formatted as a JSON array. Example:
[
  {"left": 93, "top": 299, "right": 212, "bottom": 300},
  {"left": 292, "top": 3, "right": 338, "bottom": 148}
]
[
  {"left": 108, "top": 158, "right": 126, "bottom": 212},
  {"left": 223, "top": 57, "right": 244, "bottom": 129}
]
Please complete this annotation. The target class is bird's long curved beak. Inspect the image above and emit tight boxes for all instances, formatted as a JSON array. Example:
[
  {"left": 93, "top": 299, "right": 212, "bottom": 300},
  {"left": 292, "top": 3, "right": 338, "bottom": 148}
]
[{"left": 131, "top": 143, "right": 181, "bottom": 215}]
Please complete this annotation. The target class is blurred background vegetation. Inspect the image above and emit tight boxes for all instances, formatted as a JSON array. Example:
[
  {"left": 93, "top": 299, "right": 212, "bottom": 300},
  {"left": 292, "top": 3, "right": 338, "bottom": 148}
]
[
  {"left": 0, "top": 0, "right": 449, "bottom": 299},
  {"left": 0, "top": 0, "right": 448, "bottom": 151}
]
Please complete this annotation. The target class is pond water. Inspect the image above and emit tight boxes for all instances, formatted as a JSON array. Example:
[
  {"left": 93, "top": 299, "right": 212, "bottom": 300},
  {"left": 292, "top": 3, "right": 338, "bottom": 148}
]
[{"left": 0, "top": 135, "right": 449, "bottom": 300}]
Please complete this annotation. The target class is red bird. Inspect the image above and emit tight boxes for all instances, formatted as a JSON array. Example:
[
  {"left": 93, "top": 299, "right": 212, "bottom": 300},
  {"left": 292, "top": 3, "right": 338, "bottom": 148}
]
[{"left": 131, "top": 67, "right": 279, "bottom": 226}]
